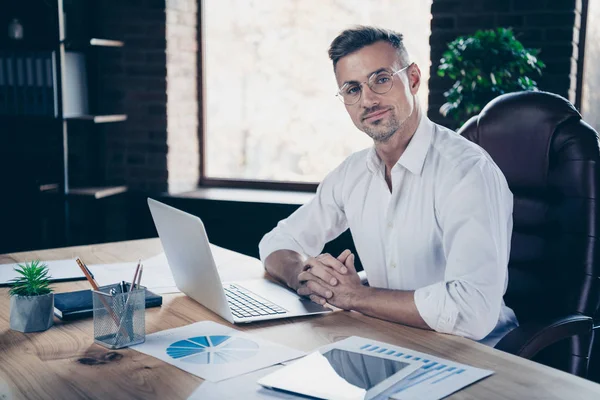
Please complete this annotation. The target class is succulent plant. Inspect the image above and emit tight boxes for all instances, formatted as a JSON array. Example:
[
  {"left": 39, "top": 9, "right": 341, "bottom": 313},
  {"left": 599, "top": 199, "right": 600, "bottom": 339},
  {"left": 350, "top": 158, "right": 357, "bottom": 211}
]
[{"left": 8, "top": 260, "right": 53, "bottom": 297}]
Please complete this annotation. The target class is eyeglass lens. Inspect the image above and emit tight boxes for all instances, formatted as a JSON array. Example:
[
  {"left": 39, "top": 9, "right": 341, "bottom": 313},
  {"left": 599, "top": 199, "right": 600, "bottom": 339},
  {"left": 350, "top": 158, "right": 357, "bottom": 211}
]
[{"left": 340, "top": 71, "right": 395, "bottom": 105}]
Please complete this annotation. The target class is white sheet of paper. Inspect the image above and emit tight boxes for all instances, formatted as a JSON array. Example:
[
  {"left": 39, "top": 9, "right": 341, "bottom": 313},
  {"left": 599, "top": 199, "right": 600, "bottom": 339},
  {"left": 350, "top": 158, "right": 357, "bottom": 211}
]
[
  {"left": 188, "top": 365, "right": 301, "bottom": 400},
  {"left": 132, "top": 320, "right": 305, "bottom": 382},
  {"left": 87, "top": 244, "right": 260, "bottom": 294},
  {"left": 0, "top": 259, "right": 85, "bottom": 286}
]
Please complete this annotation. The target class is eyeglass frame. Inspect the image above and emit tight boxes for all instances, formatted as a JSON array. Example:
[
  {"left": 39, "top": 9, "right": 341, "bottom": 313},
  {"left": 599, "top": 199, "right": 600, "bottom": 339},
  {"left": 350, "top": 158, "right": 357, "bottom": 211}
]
[{"left": 335, "top": 63, "right": 414, "bottom": 105}]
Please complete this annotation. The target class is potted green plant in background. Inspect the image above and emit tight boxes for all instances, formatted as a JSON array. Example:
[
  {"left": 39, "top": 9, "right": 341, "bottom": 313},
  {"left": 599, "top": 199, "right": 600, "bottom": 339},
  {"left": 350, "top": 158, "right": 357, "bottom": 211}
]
[
  {"left": 9, "top": 260, "right": 54, "bottom": 332},
  {"left": 437, "top": 27, "right": 545, "bottom": 128}
]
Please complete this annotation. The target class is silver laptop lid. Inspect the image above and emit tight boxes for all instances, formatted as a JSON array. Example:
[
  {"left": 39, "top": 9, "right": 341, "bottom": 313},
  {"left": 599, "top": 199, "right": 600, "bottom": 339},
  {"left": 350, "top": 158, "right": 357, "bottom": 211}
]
[{"left": 147, "top": 198, "right": 234, "bottom": 323}]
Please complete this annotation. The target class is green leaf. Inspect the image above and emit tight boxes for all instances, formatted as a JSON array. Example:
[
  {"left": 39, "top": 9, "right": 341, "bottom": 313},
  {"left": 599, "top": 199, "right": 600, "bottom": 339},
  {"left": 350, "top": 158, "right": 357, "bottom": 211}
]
[{"left": 436, "top": 27, "right": 544, "bottom": 127}]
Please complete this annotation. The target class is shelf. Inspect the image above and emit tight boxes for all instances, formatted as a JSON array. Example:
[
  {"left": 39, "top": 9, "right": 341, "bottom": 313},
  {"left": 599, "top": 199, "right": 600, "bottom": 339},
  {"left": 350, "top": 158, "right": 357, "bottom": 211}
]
[
  {"left": 62, "top": 38, "right": 124, "bottom": 49},
  {"left": 0, "top": 115, "right": 58, "bottom": 121},
  {"left": 68, "top": 185, "right": 128, "bottom": 199},
  {"left": 65, "top": 114, "right": 127, "bottom": 123},
  {"left": 39, "top": 183, "right": 60, "bottom": 193},
  {"left": 89, "top": 38, "right": 124, "bottom": 47},
  {"left": 0, "top": 40, "right": 57, "bottom": 52}
]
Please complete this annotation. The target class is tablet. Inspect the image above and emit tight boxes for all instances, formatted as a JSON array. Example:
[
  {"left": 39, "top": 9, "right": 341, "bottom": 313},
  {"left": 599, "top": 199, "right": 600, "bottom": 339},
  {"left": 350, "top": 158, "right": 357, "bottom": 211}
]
[{"left": 258, "top": 348, "right": 420, "bottom": 400}]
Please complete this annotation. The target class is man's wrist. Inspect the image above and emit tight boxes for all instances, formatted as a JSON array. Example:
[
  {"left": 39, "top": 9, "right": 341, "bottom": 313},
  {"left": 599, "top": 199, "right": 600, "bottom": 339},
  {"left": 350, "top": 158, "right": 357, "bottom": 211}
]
[
  {"left": 349, "top": 284, "right": 370, "bottom": 310},
  {"left": 287, "top": 262, "right": 307, "bottom": 291}
]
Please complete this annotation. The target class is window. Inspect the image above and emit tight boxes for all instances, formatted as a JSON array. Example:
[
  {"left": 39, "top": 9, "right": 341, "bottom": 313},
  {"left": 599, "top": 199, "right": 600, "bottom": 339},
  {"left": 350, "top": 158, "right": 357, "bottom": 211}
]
[
  {"left": 202, "top": 0, "right": 432, "bottom": 186},
  {"left": 582, "top": 0, "right": 600, "bottom": 132}
]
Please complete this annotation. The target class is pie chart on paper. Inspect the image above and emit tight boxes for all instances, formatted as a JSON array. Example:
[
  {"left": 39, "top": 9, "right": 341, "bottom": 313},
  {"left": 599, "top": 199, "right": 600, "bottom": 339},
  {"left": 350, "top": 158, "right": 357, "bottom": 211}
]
[{"left": 166, "top": 335, "right": 259, "bottom": 364}]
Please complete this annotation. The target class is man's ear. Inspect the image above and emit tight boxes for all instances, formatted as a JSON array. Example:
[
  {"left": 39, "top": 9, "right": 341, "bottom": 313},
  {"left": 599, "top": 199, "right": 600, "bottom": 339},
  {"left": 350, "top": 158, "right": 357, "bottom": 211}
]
[{"left": 409, "top": 64, "right": 422, "bottom": 94}]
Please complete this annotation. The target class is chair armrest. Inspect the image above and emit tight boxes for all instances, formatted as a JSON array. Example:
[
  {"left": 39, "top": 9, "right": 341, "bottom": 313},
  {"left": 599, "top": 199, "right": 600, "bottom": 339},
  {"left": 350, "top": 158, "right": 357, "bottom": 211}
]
[{"left": 495, "top": 314, "right": 593, "bottom": 359}]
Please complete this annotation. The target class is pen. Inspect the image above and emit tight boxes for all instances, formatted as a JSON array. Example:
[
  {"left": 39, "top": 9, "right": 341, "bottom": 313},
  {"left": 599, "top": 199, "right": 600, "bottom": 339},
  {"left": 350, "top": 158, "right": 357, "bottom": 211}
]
[
  {"left": 75, "top": 258, "right": 99, "bottom": 291},
  {"left": 115, "top": 263, "right": 143, "bottom": 346},
  {"left": 76, "top": 258, "right": 130, "bottom": 339},
  {"left": 136, "top": 264, "right": 143, "bottom": 288},
  {"left": 131, "top": 260, "right": 141, "bottom": 291}
]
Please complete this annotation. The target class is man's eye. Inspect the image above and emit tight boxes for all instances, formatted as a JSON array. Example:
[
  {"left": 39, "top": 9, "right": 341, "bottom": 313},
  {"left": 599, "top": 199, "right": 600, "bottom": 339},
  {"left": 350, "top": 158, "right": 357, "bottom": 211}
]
[
  {"left": 346, "top": 86, "right": 360, "bottom": 95},
  {"left": 376, "top": 76, "right": 390, "bottom": 84}
]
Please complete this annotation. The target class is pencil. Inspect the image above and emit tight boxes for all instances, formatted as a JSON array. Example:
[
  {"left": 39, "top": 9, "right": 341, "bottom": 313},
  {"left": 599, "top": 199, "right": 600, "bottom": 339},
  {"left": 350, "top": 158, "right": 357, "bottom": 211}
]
[
  {"left": 130, "top": 260, "right": 141, "bottom": 292},
  {"left": 75, "top": 258, "right": 99, "bottom": 291},
  {"left": 76, "top": 257, "right": 129, "bottom": 339},
  {"left": 136, "top": 264, "right": 143, "bottom": 288}
]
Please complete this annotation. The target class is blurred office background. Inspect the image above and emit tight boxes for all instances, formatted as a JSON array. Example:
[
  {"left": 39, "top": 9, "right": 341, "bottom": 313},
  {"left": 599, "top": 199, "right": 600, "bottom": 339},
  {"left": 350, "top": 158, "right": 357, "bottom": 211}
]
[{"left": 0, "top": 0, "right": 595, "bottom": 262}]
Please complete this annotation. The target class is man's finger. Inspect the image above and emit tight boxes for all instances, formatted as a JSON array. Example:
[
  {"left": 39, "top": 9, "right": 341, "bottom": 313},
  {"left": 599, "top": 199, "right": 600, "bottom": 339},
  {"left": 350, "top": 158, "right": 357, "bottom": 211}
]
[
  {"left": 337, "top": 249, "right": 352, "bottom": 264},
  {"left": 298, "top": 266, "right": 338, "bottom": 286},
  {"left": 309, "top": 294, "right": 327, "bottom": 305},
  {"left": 306, "top": 280, "right": 333, "bottom": 298},
  {"left": 315, "top": 253, "right": 348, "bottom": 274},
  {"left": 296, "top": 280, "right": 332, "bottom": 299},
  {"left": 297, "top": 285, "right": 311, "bottom": 297},
  {"left": 344, "top": 253, "right": 357, "bottom": 274}
]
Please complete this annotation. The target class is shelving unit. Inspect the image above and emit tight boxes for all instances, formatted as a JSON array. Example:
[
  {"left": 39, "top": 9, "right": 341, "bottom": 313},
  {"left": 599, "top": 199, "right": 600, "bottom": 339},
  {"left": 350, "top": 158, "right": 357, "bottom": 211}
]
[
  {"left": 0, "top": 0, "right": 128, "bottom": 249},
  {"left": 65, "top": 114, "right": 127, "bottom": 123},
  {"left": 58, "top": 0, "right": 129, "bottom": 244}
]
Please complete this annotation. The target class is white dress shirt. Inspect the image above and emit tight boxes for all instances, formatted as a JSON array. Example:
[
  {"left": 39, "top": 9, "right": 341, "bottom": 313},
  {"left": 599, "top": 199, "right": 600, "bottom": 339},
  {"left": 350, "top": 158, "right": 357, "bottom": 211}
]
[{"left": 259, "top": 113, "right": 518, "bottom": 346}]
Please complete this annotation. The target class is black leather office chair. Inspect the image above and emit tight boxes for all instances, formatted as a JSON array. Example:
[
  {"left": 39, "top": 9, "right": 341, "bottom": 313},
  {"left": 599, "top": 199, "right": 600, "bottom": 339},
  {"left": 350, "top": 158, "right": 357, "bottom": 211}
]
[{"left": 457, "top": 91, "right": 600, "bottom": 380}]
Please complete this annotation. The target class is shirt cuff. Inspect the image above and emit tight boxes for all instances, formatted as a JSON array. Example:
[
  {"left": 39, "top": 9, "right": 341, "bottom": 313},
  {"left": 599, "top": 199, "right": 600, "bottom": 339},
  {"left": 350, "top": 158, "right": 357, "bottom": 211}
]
[
  {"left": 414, "top": 283, "right": 459, "bottom": 334},
  {"left": 258, "top": 235, "right": 308, "bottom": 264}
]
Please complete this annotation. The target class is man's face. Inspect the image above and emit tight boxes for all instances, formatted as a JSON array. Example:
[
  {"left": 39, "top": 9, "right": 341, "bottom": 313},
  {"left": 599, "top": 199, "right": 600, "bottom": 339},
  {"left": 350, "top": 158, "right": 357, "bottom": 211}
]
[{"left": 335, "top": 41, "right": 420, "bottom": 142}]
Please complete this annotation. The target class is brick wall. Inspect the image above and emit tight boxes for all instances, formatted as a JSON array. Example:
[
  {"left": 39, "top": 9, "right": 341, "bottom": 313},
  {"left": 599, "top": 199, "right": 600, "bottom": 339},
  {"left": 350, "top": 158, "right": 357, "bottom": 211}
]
[
  {"left": 166, "top": 0, "right": 199, "bottom": 193},
  {"left": 428, "top": 0, "right": 583, "bottom": 129},
  {"left": 95, "top": 0, "right": 198, "bottom": 193},
  {"left": 96, "top": 0, "right": 169, "bottom": 192}
]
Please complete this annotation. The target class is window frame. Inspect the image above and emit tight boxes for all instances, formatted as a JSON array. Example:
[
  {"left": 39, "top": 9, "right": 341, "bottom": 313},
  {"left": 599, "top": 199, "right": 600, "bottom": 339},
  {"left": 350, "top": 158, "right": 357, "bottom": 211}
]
[{"left": 196, "top": 1, "right": 318, "bottom": 192}]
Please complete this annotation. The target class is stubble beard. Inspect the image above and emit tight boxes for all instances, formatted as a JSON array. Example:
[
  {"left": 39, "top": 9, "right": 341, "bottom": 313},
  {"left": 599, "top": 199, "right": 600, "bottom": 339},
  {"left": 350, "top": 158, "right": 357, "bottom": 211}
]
[{"left": 361, "top": 112, "right": 401, "bottom": 143}]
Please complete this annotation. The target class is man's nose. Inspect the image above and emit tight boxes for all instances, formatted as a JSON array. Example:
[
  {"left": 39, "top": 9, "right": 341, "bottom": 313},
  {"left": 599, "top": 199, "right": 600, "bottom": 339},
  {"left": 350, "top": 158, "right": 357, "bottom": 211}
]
[{"left": 360, "top": 85, "right": 380, "bottom": 108}]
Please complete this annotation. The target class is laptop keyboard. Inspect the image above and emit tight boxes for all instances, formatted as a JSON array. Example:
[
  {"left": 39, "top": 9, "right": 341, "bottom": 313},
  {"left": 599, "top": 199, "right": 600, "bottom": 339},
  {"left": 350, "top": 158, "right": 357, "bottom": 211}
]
[{"left": 224, "top": 284, "right": 288, "bottom": 319}]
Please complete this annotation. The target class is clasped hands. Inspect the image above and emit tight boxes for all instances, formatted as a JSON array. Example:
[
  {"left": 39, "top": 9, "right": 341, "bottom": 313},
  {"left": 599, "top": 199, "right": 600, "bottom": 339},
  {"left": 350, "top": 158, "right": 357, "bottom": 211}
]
[{"left": 295, "top": 249, "right": 365, "bottom": 310}]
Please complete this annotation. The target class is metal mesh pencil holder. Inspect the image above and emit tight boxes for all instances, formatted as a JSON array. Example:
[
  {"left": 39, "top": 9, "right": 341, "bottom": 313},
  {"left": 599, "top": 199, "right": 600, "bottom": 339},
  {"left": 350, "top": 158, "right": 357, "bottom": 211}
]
[{"left": 92, "top": 283, "right": 146, "bottom": 349}]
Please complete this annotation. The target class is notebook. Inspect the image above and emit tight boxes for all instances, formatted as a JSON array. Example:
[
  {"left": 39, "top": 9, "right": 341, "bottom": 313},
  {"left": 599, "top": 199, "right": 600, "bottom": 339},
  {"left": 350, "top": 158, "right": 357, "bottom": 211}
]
[{"left": 54, "top": 288, "right": 162, "bottom": 321}]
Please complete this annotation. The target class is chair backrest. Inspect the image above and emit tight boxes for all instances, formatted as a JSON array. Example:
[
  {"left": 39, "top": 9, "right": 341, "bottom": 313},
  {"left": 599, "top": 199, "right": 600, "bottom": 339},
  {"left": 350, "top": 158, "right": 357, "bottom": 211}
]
[{"left": 458, "top": 91, "right": 600, "bottom": 325}]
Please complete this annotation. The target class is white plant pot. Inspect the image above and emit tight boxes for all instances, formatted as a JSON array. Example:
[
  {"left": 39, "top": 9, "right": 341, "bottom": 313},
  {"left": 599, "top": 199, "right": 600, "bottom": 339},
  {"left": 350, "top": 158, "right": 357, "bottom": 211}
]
[{"left": 9, "top": 293, "right": 54, "bottom": 333}]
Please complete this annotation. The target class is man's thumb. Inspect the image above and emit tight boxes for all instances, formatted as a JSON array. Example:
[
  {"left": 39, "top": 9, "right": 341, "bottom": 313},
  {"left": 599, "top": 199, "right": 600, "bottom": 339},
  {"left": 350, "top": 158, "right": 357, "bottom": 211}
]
[{"left": 337, "top": 249, "right": 351, "bottom": 262}]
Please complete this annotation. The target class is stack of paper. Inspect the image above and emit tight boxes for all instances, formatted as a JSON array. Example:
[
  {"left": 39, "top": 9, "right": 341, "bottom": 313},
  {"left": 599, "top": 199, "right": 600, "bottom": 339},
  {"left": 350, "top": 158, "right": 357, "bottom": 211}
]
[
  {"left": 0, "top": 259, "right": 85, "bottom": 286},
  {"left": 87, "top": 244, "right": 261, "bottom": 294},
  {"left": 87, "top": 253, "right": 175, "bottom": 294}
]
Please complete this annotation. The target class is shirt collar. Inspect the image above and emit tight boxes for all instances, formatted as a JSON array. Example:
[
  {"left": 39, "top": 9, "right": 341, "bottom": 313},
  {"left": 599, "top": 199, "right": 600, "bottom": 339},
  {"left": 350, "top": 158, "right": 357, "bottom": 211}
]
[{"left": 366, "top": 112, "right": 434, "bottom": 176}]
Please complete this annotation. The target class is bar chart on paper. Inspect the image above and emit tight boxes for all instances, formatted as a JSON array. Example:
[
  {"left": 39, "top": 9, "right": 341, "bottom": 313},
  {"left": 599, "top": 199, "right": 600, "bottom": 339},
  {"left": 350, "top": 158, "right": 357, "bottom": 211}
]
[{"left": 340, "top": 337, "right": 493, "bottom": 400}]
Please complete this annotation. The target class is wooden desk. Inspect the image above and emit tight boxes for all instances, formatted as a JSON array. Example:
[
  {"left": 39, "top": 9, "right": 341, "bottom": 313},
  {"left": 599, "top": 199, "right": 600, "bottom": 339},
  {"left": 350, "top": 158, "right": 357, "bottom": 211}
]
[{"left": 1, "top": 239, "right": 599, "bottom": 399}]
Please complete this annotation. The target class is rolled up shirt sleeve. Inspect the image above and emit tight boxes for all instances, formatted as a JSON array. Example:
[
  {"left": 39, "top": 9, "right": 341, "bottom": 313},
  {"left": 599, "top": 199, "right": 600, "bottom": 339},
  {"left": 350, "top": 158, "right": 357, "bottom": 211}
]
[
  {"left": 414, "top": 158, "right": 513, "bottom": 341},
  {"left": 259, "top": 160, "right": 350, "bottom": 264}
]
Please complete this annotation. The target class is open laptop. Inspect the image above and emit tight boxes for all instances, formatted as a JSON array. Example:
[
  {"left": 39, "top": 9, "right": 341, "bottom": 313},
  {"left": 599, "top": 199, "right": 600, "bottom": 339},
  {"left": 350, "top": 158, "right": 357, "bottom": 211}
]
[{"left": 147, "top": 198, "right": 332, "bottom": 323}]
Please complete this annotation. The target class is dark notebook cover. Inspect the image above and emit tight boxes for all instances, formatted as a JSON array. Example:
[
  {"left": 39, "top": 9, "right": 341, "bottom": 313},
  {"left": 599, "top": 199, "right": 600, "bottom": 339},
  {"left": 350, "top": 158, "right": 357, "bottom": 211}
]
[{"left": 54, "top": 289, "right": 162, "bottom": 321}]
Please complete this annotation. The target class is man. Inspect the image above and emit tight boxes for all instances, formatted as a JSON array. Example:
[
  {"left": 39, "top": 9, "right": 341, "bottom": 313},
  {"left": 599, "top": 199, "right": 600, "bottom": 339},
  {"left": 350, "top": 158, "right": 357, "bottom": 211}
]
[{"left": 258, "top": 26, "right": 517, "bottom": 346}]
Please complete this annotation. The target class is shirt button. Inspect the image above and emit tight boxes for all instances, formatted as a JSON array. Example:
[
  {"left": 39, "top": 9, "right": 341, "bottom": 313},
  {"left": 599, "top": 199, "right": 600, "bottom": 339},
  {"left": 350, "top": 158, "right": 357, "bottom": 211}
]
[
  {"left": 387, "top": 221, "right": 394, "bottom": 229},
  {"left": 390, "top": 262, "right": 396, "bottom": 269}
]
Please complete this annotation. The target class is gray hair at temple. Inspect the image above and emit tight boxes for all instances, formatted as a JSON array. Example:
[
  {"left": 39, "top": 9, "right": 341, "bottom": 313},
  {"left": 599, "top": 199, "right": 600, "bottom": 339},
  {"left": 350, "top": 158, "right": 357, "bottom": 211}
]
[{"left": 328, "top": 26, "right": 410, "bottom": 71}]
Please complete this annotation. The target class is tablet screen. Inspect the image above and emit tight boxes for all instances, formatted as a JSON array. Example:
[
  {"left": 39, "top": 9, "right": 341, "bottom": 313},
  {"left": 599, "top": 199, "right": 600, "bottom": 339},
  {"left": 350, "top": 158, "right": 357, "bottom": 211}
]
[
  {"left": 258, "top": 349, "right": 415, "bottom": 400},
  {"left": 322, "top": 348, "right": 410, "bottom": 389}
]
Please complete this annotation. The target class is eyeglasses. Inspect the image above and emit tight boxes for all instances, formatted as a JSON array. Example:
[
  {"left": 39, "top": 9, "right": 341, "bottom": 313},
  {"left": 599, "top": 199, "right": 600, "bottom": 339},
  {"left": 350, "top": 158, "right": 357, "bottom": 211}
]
[{"left": 336, "top": 63, "right": 413, "bottom": 105}]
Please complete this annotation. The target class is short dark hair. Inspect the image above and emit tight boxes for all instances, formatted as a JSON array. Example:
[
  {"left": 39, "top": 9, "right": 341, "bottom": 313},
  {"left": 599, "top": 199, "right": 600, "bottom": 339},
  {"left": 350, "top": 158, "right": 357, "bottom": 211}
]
[{"left": 328, "top": 26, "right": 409, "bottom": 70}]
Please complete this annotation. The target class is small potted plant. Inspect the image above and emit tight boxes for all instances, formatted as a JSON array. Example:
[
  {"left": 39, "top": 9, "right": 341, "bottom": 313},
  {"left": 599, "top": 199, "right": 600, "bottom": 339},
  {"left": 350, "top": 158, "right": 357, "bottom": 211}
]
[{"left": 9, "top": 260, "right": 54, "bottom": 333}]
